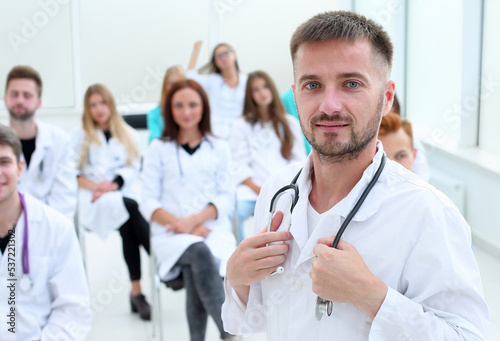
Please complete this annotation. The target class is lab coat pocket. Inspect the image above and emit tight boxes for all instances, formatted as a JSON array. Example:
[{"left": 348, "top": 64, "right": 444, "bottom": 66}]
[{"left": 18, "top": 256, "right": 51, "bottom": 300}]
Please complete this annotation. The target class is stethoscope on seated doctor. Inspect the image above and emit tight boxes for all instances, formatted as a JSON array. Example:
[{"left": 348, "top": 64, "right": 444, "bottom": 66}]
[
  {"left": 174, "top": 138, "right": 213, "bottom": 182},
  {"left": 267, "top": 153, "right": 386, "bottom": 321},
  {"left": 12, "top": 193, "right": 34, "bottom": 292}
]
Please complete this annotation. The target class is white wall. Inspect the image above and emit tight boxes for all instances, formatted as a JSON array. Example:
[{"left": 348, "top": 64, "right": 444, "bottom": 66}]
[
  {"left": 79, "top": 0, "right": 211, "bottom": 108},
  {"left": 0, "top": 0, "right": 74, "bottom": 108},
  {"left": 423, "top": 140, "right": 500, "bottom": 255}
]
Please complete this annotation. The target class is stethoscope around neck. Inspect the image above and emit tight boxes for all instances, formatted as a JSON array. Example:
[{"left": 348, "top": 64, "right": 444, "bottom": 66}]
[
  {"left": 174, "top": 137, "right": 212, "bottom": 179},
  {"left": 17, "top": 192, "right": 33, "bottom": 292},
  {"left": 266, "top": 153, "right": 387, "bottom": 320}
]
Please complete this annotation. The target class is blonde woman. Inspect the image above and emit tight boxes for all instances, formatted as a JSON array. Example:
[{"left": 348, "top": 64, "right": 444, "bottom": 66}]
[
  {"left": 73, "top": 84, "right": 151, "bottom": 320},
  {"left": 147, "top": 65, "right": 186, "bottom": 142}
]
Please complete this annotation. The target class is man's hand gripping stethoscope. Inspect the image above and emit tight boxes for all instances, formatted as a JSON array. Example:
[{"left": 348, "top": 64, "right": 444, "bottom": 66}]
[
  {"left": 226, "top": 211, "right": 293, "bottom": 305},
  {"left": 310, "top": 235, "right": 387, "bottom": 321},
  {"left": 226, "top": 209, "right": 387, "bottom": 320}
]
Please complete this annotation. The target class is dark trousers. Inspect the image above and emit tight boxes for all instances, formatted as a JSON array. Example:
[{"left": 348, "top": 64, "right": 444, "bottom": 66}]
[
  {"left": 174, "top": 242, "right": 233, "bottom": 341},
  {"left": 119, "top": 197, "right": 150, "bottom": 281}
]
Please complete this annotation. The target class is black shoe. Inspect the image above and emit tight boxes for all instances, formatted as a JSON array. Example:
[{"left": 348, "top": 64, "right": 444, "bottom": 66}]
[{"left": 130, "top": 293, "right": 151, "bottom": 321}]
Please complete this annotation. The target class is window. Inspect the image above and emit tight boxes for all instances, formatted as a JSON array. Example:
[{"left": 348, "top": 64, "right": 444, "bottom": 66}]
[
  {"left": 479, "top": 0, "right": 500, "bottom": 156},
  {"left": 406, "top": 0, "right": 464, "bottom": 142}
]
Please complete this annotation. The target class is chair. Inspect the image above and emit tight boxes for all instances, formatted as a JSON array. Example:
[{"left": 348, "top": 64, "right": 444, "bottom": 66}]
[
  {"left": 150, "top": 246, "right": 165, "bottom": 340},
  {"left": 74, "top": 202, "right": 88, "bottom": 270}
]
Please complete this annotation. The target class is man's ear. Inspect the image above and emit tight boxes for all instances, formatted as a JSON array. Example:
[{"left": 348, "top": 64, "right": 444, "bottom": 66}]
[
  {"left": 382, "top": 81, "right": 396, "bottom": 117},
  {"left": 18, "top": 159, "right": 25, "bottom": 176}
]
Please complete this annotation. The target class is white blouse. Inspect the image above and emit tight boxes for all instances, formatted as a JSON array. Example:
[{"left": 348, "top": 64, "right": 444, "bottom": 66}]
[
  {"left": 229, "top": 115, "right": 307, "bottom": 201},
  {"left": 186, "top": 69, "right": 247, "bottom": 140}
]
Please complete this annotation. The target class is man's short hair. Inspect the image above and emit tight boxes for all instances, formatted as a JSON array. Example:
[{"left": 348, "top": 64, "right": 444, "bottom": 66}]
[
  {"left": 5, "top": 65, "right": 43, "bottom": 97},
  {"left": 0, "top": 124, "right": 22, "bottom": 163},
  {"left": 379, "top": 113, "right": 414, "bottom": 149},
  {"left": 290, "top": 11, "right": 393, "bottom": 77}
]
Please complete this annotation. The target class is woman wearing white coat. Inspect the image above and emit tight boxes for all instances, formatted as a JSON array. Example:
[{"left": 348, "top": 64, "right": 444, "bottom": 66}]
[
  {"left": 187, "top": 40, "right": 247, "bottom": 140},
  {"left": 73, "top": 84, "right": 151, "bottom": 320},
  {"left": 229, "top": 71, "right": 306, "bottom": 242},
  {"left": 141, "top": 80, "right": 237, "bottom": 341}
]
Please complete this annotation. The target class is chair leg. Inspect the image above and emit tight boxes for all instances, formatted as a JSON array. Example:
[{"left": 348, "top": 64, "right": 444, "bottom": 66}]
[
  {"left": 156, "top": 263, "right": 164, "bottom": 341},
  {"left": 232, "top": 195, "right": 239, "bottom": 241},
  {"left": 76, "top": 220, "right": 87, "bottom": 271},
  {"left": 150, "top": 247, "right": 164, "bottom": 341},
  {"left": 150, "top": 253, "right": 157, "bottom": 338}
]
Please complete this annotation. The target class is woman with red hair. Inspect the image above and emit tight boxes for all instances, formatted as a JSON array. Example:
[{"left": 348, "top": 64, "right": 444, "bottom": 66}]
[{"left": 141, "top": 79, "right": 237, "bottom": 341}]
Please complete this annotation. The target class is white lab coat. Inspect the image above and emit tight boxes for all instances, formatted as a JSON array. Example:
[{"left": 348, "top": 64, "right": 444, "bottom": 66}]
[
  {"left": 229, "top": 115, "right": 307, "bottom": 201},
  {"left": 17, "top": 120, "right": 78, "bottom": 220},
  {"left": 0, "top": 193, "right": 91, "bottom": 341},
  {"left": 140, "top": 136, "right": 237, "bottom": 281},
  {"left": 186, "top": 69, "right": 247, "bottom": 140},
  {"left": 72, "top": 127, "right": 141, "bottom": 238},
  {"left": 222, "top": 144, "right": 489, "bottom": 340}
]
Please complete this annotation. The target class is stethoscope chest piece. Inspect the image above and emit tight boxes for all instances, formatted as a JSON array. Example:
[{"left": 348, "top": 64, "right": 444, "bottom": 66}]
[
  {"left": 315, "top": 297, "right": 333, "bottom": 320},
  {"left": 19, "top": 274, "right": 33, "bottom": 292}
]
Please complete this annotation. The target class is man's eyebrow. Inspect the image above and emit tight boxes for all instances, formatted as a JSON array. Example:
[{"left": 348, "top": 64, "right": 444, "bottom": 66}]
[
  {"left": 297, "top": 72, "right": 371, "bottom": 84},
  {"left": 297, "top": 74, "right": 320, "bottom": 84},
  {"left": 338, "top": 72, "right": 370, "bottom": 83}
]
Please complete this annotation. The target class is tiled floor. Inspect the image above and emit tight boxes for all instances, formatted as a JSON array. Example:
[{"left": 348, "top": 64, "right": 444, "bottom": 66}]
[{"left": 83, "top": 229, "right": 500, "bottom": 340}]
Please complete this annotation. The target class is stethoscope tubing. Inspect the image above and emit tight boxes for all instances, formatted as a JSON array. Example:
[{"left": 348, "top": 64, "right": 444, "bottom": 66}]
[
  {"left": 18, "top": 192, "right": 29, "bottom": 276},
  {"left": 174, "top": 137, "right": 212, "bottom": 178},
  {"left": 265, "top": 153, "right": 387, "bottom": 319},
  {"left": 316, "top": 153, "right": 387, "bottom": 320},
  {"left": 330, "top": 153, "right": 386, "bottom": 248}
]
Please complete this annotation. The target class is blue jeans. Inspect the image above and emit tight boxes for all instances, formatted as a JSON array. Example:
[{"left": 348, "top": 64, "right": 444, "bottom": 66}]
[{"left": 237, "top": 200, "right": 256, "bottom": 243}]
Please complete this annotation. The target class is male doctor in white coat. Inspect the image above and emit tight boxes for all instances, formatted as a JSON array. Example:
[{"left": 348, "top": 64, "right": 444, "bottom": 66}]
[
  {"left": 4, "top": 66, "right": 77, "bottom": 220},
  {"left": 0, "top": 124, "right": 91, "bottom": 340},
  {"left": 222, "top": 11, "right": 489, "bottom": 340}
]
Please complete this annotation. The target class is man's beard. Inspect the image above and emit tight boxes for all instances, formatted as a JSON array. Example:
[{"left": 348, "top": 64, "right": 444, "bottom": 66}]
[
  {"left": 300, "top": 95, "right": 384, "bottom": 164},
  {"left": 8, "top": 106, "right": 36, "bottom": 122}
]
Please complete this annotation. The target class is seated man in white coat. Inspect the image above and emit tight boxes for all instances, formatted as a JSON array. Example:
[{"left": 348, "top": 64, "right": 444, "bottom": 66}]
[
  {"left": 4, "top": 66, "right": 77, "bottom": 220},
  {"left": 222, "top": 11, "right": 489, "bottom": 340},
  {"left": 0, "top": 124, "right": 91, "bottom": 340}
]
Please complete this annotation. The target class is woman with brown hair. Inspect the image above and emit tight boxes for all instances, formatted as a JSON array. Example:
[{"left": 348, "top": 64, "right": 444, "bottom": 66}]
[
  {"left": 229, "top": 70, "right": 306, "bottom": 242},
  {"left": 73, "top": 83, "right": 151, "bottom": 320},
  {"left": 141, "top": 79, "right": 237, "bottom": 341},
  {"left": 187, "top": 40, "right": 247, "bottom": 140}
]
